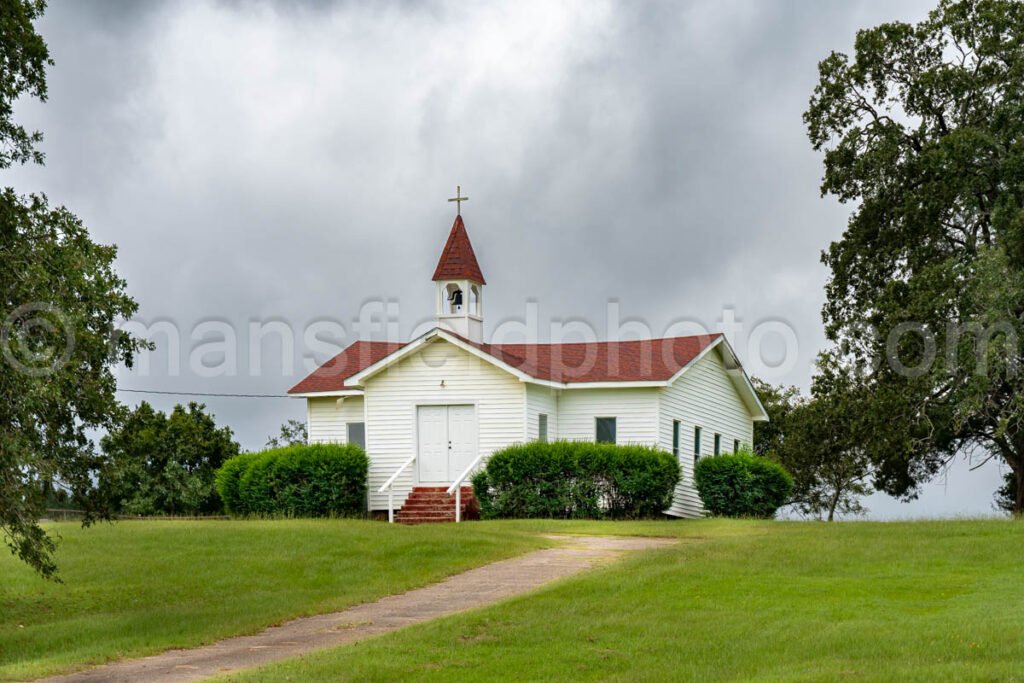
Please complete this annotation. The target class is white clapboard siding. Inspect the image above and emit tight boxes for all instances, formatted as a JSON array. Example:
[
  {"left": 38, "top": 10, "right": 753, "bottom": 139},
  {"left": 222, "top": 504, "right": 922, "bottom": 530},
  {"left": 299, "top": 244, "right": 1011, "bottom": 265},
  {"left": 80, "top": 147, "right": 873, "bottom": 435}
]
[
  {"left": 557, "top": 388, "right": 660, "bottom": 445},
  {"left": 525, "top": 383, "right": 559, "bottom": 441},
  {"left": 659, "top": 346, "right": 756, "bottom": 518},
  {"left": 363, "top": 338, "right": 526, "bottom": 510},
  {"left": 307, "top": 396, "right": 365, "bottom": 444}
]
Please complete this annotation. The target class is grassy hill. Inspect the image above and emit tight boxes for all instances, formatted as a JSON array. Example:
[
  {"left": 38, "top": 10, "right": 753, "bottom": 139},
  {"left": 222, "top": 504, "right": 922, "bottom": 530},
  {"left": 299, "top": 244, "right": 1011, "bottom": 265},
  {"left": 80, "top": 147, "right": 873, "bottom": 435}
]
[
  {"left": 2, "top": 519, "right": 1021, "bottom": 681},
  {"left": 0, "top": 520, "right": 545, "bottom": 681},
  {"left": 225, "top": 519, "right": 1024, "bottom": 682}
]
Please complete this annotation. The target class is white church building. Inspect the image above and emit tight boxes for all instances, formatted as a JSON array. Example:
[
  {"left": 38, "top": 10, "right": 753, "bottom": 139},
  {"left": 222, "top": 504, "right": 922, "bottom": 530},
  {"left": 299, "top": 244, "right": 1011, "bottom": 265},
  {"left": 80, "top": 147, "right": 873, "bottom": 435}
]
[{"left": 289, "top": 200, "right": 767, "bottom": 521}]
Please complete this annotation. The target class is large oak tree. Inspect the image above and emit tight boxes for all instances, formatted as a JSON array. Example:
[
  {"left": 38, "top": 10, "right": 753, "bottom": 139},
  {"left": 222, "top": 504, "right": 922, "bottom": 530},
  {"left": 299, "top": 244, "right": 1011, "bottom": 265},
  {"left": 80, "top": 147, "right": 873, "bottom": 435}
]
[
  {"left": 805, "top": 0, "right": 1024, "bottom": 513},
  {"left": 1, "top": 1, "right": 144, "bottom": 576}
]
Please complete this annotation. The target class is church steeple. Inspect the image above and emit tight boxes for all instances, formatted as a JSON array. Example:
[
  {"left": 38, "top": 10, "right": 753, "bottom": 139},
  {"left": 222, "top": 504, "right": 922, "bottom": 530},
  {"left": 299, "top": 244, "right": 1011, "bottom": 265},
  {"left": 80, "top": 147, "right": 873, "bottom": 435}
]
[
  {"left": 432, "top": 215, "right": 486, "bottom": 285},
  {"left": 434, "top": 191, "right": 485, "bottom": 342}
]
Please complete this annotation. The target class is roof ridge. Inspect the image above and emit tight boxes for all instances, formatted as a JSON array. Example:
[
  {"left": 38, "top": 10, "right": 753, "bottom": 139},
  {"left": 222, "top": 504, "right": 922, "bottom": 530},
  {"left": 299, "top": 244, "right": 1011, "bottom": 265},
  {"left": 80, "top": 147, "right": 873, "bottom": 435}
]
[
  {"left": 356, "top": 340, "right": 407, "bottom": 347},
  {"left": 488, "top": 332, "right": 722, "bottom": 348}
]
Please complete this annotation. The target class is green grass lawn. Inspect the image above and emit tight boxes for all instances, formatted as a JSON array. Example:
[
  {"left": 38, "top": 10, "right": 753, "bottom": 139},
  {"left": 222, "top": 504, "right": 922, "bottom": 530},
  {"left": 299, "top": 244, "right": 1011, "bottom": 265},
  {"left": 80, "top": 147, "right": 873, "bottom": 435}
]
[
  {"left": 0, "top": 519, "right": 546, "bottom": 681},
  {"left": 4, "top": 519, "right": 1022, "bottom": 682},
  {"left": 219, "top": 519, "right": 1024, "bottom": 682}
]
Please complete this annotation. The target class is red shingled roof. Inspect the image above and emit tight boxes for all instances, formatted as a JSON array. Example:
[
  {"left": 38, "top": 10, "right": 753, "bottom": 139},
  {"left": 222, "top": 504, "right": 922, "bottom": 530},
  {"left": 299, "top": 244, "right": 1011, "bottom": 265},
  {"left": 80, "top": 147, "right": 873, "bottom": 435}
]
[
  {"left": 432, "top": 215, "right": 486, "bottom": 284},
  {"left": 287, "top": 341, "right": 405, "bottom": 394},
  {"left": 454, "top": 333, "right": 721, "bottom": 383},
  {"left": 288, "top": 333, "right": 721, "bottom": 393}
]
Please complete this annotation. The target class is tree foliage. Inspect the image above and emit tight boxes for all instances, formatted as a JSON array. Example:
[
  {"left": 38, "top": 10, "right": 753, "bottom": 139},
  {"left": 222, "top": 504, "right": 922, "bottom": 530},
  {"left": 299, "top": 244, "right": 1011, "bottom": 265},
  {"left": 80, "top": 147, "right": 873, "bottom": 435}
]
[
  {"left": 750, "top": 378, "right": 802, "bottom": 459},
  {"left": 785, "top": 357, "right": 876, "bottom": 520},
  {"left": 1, "top": 1, "right": 146, "bottom": 577},
  {"left": 0, "top": 0, "right": 49, "bottom": 169},
  {"left": 995, "top": 470, "right": 1018, "bottom": 513},
  {"left": 265, "top": 419, "right": 307, "bottom": 449},
  {"left": 754, "top": 366, "right": 877, "bottom": 521},
  {"left": 98, "top": 402, "right": 240, "bottom": 516},
  {"left": 804, "top": 0, "right": 1024, "bottom": 514},
  {"left": 1, "top": 1, "right": 144, "bottom": 576},
  {"left": 1, "top": 190, "right": 145, "bottom": 576}
]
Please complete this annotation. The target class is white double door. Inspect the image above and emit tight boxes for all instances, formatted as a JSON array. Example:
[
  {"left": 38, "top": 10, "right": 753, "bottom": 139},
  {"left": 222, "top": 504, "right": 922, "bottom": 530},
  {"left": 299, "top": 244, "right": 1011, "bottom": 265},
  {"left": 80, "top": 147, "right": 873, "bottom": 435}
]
[{"left": 417, "top": 405, "right": 477, "bottom": 484}]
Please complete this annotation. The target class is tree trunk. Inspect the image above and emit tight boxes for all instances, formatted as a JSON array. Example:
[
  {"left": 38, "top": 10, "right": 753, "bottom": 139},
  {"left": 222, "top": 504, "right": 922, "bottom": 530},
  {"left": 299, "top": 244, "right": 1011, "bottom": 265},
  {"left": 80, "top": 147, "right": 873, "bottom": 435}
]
[
  {"left": 998, "top": 441, "right": 1023, "bottom": 518},
  {"left": 827, "top": 487, "right": 842, "bottom": 522},
  {"left": 1015, "top": 466, "right": 1024, "bottom": 518}
]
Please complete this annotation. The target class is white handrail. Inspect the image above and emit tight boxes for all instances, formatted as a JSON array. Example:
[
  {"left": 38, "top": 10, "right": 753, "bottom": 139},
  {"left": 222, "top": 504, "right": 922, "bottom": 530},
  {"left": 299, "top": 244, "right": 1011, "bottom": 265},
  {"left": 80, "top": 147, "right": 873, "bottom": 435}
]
[
  {"left": 378, "top": 454, "right": 416, "bottom": 523},
  {"left": 378, "top": 454, "right": 416, "bottom": 493},
  {"left": 447, "top": 453, "right": 485, "bottom": 523}
]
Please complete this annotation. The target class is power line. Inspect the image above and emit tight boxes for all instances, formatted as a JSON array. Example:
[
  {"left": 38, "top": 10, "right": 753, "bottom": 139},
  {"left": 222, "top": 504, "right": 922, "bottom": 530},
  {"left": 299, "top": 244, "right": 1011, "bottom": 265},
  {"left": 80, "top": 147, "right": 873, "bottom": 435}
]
[{"left": 117, "top": 388, "right": 290, "bottom": 399}]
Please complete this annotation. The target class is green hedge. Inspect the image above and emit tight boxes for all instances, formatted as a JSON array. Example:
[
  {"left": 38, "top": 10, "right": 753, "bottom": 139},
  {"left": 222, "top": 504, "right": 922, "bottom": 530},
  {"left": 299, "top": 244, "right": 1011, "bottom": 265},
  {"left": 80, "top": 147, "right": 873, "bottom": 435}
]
[
  {"left": 471, "top": 441, "right": 680, "bottom": 519},
  {"left": 694, "top": 449, "right": 793, "bottom": 518},
  {"left": 215, "top": 451, "right": 260, "bottom": 514},
  {"left": 215, "top": 443, "right": 368, "bottom": 517}
]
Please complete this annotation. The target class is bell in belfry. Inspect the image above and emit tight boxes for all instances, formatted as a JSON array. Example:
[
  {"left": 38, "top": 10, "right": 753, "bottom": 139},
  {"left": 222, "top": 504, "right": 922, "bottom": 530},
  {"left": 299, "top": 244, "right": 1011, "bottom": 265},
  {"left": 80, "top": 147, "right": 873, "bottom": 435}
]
[{"left": 448, "top": 287, "right": 463, "bottom": 310}]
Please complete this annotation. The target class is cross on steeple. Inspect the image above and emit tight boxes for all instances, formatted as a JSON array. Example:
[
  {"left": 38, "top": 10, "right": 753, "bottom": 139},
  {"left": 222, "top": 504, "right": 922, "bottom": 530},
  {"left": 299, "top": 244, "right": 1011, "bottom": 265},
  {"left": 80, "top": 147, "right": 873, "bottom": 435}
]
[{"left": 447, "top": 185, "right": 468, "bottom": 215}]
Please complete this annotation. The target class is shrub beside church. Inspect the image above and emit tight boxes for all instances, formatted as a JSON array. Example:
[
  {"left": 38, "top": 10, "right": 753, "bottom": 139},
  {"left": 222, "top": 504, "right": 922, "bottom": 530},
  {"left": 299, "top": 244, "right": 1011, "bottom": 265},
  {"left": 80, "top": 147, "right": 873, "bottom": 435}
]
[
  {"left": 694, "top": 449, "right": 792, "bottom": 518},
  {"left": 216, "top": 443, "right": 369, "bottom": 517},
  {"left": 472, "top": 441, "right": 680, "bottom": 519}
]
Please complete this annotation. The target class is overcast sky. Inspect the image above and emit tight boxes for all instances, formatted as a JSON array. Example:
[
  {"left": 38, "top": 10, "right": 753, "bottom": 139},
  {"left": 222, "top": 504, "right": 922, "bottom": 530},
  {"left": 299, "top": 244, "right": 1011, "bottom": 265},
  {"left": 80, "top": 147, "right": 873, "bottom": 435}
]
[{"left": 6, "top": 0, "right": 1007, "bottom": 518}]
